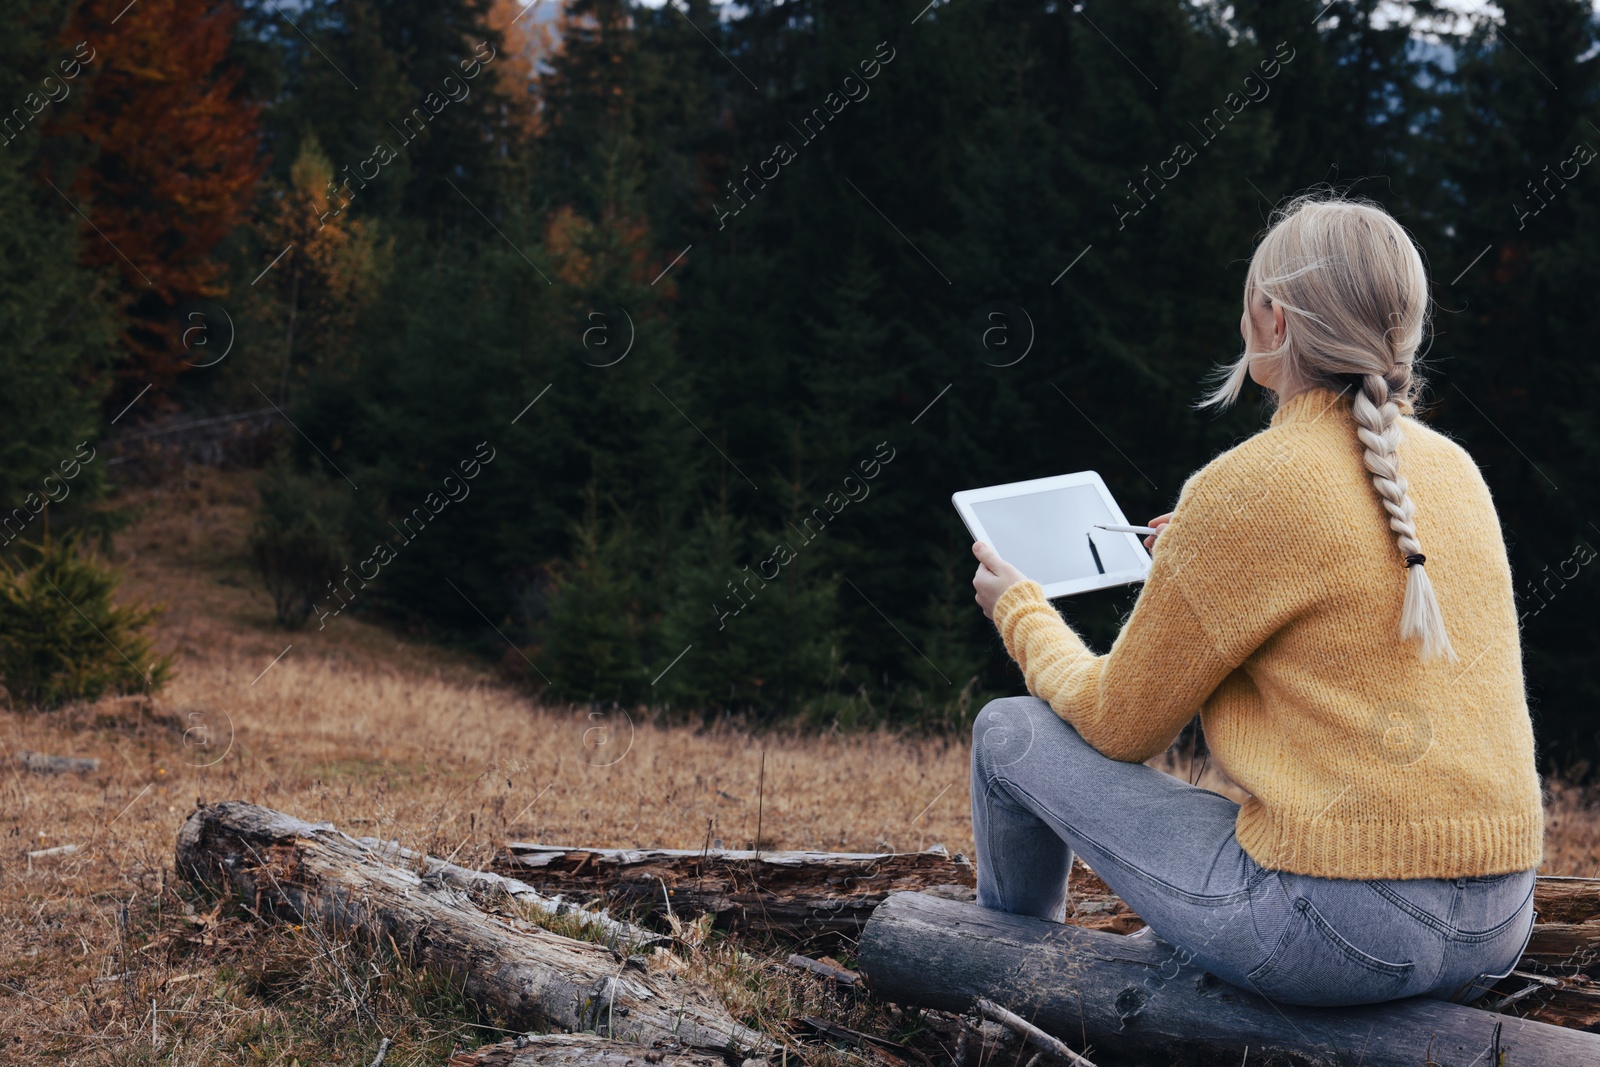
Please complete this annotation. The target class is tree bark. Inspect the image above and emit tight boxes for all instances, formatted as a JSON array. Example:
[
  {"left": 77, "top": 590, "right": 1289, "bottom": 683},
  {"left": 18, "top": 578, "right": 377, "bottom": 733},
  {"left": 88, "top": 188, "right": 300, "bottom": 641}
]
[
  {"left": 176, "top": 802, "right": 772, "bottom": 1063},
  {"left": 492, "top": 841, "right": 975, "bottom": 940},
  {"left": 856, "top": 890, "right": 1600, "bottom": 1067}
]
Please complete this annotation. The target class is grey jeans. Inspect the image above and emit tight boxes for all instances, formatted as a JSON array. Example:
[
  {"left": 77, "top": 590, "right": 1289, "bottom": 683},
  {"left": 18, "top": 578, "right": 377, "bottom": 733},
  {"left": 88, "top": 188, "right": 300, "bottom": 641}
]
[{"left": 970, "top": 696, "right": 1538, "bottom": 1007}]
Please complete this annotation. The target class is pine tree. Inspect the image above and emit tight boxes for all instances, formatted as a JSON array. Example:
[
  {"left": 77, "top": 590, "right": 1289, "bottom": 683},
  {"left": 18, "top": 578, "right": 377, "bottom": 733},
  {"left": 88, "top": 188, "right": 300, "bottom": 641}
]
[
  {"left": 0, "top": 534, "right": 175, "bottom": 709},
  {"left": 539, "top": 481, "right": 654, "bottom": 703},
  {"left": 0, "top": 0, "right": 115, "bottom": 545},
  {"left": 657, "top": 492, "right": 840, "bottom": 721},
  {"left": 1422, "top": 0, "right": 1600, "bottom": 771},
  {"left": 263, "top": 0, "right": 1600, "bottom": 763},
  {"left": 269, "top": 0, "right": 520, "bottom": 228}
]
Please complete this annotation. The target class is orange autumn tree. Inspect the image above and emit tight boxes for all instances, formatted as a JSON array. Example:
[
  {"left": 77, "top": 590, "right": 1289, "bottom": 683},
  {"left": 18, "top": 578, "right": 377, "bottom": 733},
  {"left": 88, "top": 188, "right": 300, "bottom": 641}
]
[
  {"left": 52, "top": 0, "right": 263, "bottom": 396},
  {"left": 487, "top": 0, "right": 557, "bottom": 141},
  {"left": 543, "top": 203, "right": 667, "bottom": 294}
]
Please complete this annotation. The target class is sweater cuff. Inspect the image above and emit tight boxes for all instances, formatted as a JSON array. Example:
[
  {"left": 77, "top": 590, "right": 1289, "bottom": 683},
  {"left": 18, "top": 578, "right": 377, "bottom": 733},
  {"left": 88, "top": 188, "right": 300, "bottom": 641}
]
[
  {"left": 993, "top": 579, "right": 1050, "bottom": 633},
  {"left": 992, "top": 579, "right": 1065, "bottom": 658},
  {"left": 992, "top": 579, "right": 1090, "bottom": 698}
]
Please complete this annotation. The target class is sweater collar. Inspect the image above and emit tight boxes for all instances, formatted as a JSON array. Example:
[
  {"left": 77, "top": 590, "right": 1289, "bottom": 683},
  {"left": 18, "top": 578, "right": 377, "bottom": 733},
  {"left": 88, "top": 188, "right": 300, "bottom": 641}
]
[{"left": 1269, "top": 385, "right": 1357, "bottom": 428}]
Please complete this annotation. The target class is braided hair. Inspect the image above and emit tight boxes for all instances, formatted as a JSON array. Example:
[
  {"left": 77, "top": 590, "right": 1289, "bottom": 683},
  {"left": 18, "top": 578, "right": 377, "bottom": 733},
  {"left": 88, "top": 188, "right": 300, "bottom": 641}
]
[
  {"left": 1351, "top": 372, "right": 1456, "bottom": 661},
  {"left": 1200, "top": 192, "right": 1458, "bottom": 663}
]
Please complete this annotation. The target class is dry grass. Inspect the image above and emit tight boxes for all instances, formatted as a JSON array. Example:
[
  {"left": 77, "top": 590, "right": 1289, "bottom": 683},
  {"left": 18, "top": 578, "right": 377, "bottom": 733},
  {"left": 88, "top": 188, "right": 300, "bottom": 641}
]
[
  {"left": 2, "top": 465, "right": 1597, "bottom": 1065},
  {"left": 0, "top": 468, "right": 976, "bottom": 1065}
]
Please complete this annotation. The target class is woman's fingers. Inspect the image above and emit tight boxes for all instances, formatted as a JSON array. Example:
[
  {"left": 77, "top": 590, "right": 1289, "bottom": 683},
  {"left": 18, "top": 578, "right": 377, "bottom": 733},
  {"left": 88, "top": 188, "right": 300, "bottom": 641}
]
[
  {"left": 975, "top": 541, "right": 1023, "bottom": 579},
  {"left": 972, "top": 540, "right": 1003, "bottom": 572},
  {"left": 1143, "top": 514, "right": 1172, "bottom": 551}
]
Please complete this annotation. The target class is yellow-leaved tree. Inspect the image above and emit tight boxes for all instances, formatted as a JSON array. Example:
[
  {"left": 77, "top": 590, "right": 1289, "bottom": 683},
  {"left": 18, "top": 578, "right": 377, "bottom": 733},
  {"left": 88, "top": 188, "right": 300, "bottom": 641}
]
[{"left": 246, "top": 134, "right": 392, "bottom": 404}]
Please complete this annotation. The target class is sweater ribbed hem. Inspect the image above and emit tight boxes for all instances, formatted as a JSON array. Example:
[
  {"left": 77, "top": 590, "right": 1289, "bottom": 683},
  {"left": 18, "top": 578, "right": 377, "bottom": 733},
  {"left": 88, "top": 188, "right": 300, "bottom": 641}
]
[{"left": 1235, "top": 801, "right": 1544, "bottom": 880}]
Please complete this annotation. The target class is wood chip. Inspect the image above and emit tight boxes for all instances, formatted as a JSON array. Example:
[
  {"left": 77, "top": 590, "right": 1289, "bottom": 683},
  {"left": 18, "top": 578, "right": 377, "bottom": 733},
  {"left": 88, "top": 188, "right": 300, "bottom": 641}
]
[{"left": 786, "top": 953, "right": 860, "bottom": 987}]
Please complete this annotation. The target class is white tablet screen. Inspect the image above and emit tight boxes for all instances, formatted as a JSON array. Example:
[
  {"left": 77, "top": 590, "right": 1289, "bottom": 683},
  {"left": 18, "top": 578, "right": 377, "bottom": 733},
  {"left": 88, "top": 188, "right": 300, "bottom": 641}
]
[{"left": 970, "top": 484, "right": 1146, "bottom": 585}]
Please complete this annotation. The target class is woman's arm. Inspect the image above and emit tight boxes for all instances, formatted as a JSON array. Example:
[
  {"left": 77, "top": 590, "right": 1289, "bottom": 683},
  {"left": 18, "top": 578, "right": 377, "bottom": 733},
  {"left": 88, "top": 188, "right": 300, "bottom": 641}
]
[
  {"left": 972, "top": 436, "right": 1319, "bottom": 762},
  {"left": 986, "top": 562, "right": 1237, "bottom": 763},
  {"left": 973, "top": 457, "right": 1289, "bottom": 760}
]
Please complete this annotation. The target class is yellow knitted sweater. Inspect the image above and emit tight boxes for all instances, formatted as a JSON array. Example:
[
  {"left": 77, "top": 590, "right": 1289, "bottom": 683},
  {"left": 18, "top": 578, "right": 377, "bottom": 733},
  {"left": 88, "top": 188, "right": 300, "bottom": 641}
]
[{"left": 991, "top": 386, "right": 1544, "bottom": 880}]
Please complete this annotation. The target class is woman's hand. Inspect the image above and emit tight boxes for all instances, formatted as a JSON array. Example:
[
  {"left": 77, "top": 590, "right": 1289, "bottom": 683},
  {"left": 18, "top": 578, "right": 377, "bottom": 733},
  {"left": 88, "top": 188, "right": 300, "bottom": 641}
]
[
  {"left": 1143, "top": 512, "right": 1173, "bottom": 552},
  {"left": 972, "top": 541, "right": 1028, "bottom": 621}
]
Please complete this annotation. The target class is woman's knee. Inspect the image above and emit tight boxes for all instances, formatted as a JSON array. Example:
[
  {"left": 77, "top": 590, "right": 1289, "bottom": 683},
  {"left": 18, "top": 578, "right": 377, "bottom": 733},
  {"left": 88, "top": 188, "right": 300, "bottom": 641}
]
[
  {"left": 973, "top": 695, "right": 1033, "bottom": 737},
  {"left": 973, "top": 696, "right": 1048, "bottom": 769}
]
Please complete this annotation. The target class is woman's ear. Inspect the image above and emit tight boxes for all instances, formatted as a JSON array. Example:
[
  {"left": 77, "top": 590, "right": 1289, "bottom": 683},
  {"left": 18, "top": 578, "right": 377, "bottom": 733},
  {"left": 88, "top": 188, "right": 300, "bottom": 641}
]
[{"left": 1271, "top": 299, "right": 1287, "bottom": 347}]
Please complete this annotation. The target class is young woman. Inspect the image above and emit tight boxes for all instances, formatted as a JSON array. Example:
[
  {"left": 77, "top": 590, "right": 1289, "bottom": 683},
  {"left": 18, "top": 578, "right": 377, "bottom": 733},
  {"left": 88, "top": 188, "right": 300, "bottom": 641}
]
[{"left": 967, "top": 193, "right": 1543, "bottom": 1008}]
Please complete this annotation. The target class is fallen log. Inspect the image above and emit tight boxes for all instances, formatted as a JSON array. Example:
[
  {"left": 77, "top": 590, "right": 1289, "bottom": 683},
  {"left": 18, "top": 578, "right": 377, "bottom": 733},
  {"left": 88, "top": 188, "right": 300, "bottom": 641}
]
[
  {"left": 352, "top": 836, "right": 666, "bottom": 950},
  {"left": 1491, "top": 969, "right": 1600, "bottom": 1030},
  {"left": 17, "top": 751, "right": 100, "bottom": 774},
  {"left": 1531, "top": 876, "right": 1600, "bottom": 925},
  {"left": 446, "top": 1033, "right": 748, "bottom": 1066},
  {"left": 176, "top": 802, "right": 772, "bottom": 1063},
  {"left": 492, "top": 842, "right": 974, "bottom": 940},
  {"left": 856, "top": 890, "right": 1600, "bottom": 1067},
  {"left": 1523, "top": 876, "right": 1600, "bottom": 980},
  {"left": 1522, "top": 922, "right": 1600, "bottom": 971}
]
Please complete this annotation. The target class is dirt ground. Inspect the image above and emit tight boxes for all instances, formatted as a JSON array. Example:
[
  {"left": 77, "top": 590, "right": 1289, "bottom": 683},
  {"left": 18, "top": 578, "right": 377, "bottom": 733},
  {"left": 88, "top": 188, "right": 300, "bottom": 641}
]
[{"left": 4, "top": 467, "right": 1598, "bottom": 1065}]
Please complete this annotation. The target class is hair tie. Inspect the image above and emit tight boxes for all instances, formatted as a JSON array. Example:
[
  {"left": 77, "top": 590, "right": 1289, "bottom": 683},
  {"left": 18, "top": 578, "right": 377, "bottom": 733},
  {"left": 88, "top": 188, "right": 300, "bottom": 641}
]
[{"left": 1405, "top": 553, "right": 1426, "bottom": 568}]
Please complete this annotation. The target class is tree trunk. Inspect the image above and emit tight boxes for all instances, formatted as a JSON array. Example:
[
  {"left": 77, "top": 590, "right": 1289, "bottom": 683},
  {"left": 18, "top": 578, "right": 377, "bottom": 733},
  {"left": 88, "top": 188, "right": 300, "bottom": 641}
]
[
  {"left": 176, "top": 802, "right": 771, "bottom": 1064},
  {"left": 856, "top": 890, "right": 1600, "bottom": 1067},
  {"left": 492, "top": 841, "right": 974, "bottom": 941}
]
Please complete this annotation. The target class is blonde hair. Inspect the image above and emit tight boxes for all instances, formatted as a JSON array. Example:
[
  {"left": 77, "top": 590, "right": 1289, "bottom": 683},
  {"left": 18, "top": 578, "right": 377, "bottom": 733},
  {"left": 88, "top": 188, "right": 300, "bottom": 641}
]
[{"left": 1202, "top": 192, "right": 1457, "bottom": 663}]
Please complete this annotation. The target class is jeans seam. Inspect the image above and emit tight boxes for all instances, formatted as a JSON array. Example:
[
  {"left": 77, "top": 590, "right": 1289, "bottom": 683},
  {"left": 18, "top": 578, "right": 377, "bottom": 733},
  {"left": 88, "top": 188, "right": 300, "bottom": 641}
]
[
  {"left": 996, "top": 774, "right": 1252, "bottom": 908},
  {"left": 978, "top": 776, "right": 1008, "bottom": 910},
  {"left": 1451, "top": 916, "right": 1526, "bottom": 943},
  {"left": 1365, "top": 875, "right": 1534, "bottom": 945},
  {"left": 1446, "top": 902, "right": 1539, "bottom": 1003},
  {"left": 1451, "top": 881, "right": 1538, "bottom": 943},
  {"left": 1245, "top": 891, "right": 1299, "bottom": 985},
  {"left": 1364, "top": 880, "right": 1459, "bottom": 938},
  {"left": 1426, "top": 881, "right": 1463, "bottom": 990},
  {"left": 1483, "top": 903, "right": 1538, "bottom": 982}
]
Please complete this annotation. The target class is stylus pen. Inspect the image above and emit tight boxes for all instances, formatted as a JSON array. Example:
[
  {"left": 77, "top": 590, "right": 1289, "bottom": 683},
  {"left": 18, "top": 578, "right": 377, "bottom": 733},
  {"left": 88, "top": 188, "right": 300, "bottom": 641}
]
[
  {"left": 1094, "top": 523, "right": 1161, "bottom": 536},
  {"left": 1086, "top": 533, "right": 1105, "bottom": 574}
]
